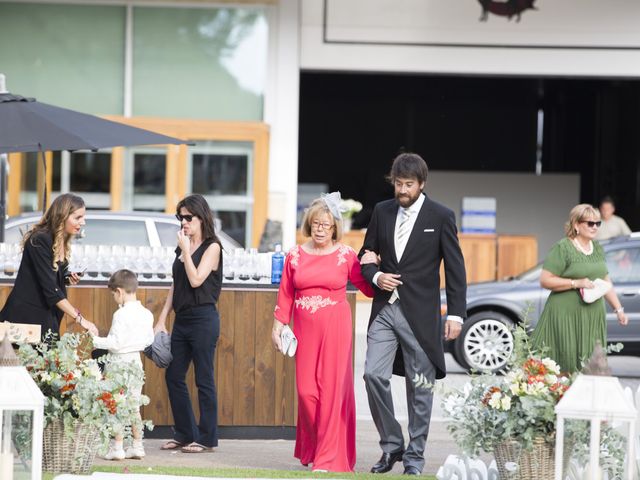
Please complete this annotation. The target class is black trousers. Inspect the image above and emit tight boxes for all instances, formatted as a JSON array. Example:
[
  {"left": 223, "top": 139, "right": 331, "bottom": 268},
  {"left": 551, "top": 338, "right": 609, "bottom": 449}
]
[{"left": 166, "top": 304, "right": 220, "bottom": 447}]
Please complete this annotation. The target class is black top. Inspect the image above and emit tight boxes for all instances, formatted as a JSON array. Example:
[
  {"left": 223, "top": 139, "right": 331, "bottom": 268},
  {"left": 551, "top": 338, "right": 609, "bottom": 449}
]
[
  {"left": 172, "top": 238, "right": 222, "bottom": 313},
  {"left": 0, "top": 231, "right": 68, "bottom": 337}
]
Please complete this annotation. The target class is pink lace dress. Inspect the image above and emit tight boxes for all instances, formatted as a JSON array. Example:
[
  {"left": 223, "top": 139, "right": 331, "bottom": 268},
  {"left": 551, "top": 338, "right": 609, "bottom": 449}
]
[{"left": 274, "top": 244, "right": 374, "bottom": 472}]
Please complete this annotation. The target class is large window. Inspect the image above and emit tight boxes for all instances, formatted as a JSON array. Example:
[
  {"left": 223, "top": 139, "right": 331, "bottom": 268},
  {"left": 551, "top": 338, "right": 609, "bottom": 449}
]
[
  {"left": 132, "top": 7, "right": 267, "bottom": 120},
  {"left": 0, "top": 3, "right": 125, "bottom": 114},
  {"left": 0, "top": 2, "right": 267, "bottom": 121}
]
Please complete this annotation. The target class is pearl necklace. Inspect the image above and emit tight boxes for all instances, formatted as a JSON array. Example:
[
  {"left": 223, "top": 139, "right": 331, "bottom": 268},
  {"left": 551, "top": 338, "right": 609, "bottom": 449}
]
[{"left": 572, "top": 238, "right": 593, "bottom": 255}]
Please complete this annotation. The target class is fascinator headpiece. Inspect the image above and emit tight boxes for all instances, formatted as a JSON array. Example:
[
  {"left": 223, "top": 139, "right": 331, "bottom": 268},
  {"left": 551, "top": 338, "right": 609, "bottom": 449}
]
[{"left": 321, "top": 191, "right": 346, "bottom": 221}]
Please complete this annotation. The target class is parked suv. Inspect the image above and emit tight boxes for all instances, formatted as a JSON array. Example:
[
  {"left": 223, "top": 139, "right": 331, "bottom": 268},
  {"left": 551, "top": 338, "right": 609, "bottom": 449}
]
[
  {"left": 445, "top": 233, "right": 640, "bottom": 372},
  {"left": 4, "top": 211, "right": 241, "bottom": 252}
]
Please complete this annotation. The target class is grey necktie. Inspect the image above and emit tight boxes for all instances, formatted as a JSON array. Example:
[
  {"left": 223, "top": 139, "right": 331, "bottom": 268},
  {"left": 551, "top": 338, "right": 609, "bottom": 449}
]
[
  {"left": 390, "top": 208, "right": 413, "bottom": 304},
  {"left": 396, "top": 208, "right": 413, "bottom": 246}
]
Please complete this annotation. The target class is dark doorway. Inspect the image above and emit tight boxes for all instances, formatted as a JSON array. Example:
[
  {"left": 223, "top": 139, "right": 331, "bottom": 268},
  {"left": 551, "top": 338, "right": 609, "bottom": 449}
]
[{"left": 298, "top": 72, "right": 640, "bottom": 231}]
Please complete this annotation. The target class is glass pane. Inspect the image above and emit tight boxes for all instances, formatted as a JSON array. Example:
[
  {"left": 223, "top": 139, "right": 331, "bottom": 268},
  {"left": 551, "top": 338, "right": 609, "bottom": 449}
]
[
  {"left": 1, "top": 410, "right": 34, "bottom": 478},
  {"left": 78, "top": 219, "right": 149, "bottom": 246},
  {"left": 156, "top": 221, "right": 180, "bottom": 247},
  {"left": 606, "top": 247, "right": 640, "bottom": 283},
  {"left": 134, "top": 154, "right": 165, "bottom": 195},
  {"left": 192, "top": 154, "right": 248, "bottom": 195},
  {"left": 0, "top": 3, "right": 125, "bottom": 115},
  {"left": 52, "top": 151, "right": 61, "bottom": 192},
  {"left": 133, "top": 6, "right": 267, "bottom": 120},
  {"left": 217, "top": 210, "right": 246, "bottom": 247},
  {"left": 70, "top": 152, "right": 111, "bottom": 193},
  {"left": 20, "top": 153, "right": 39, "bottom": 213},
  {"left": 19, "top": 152, "right": 61, "bottom": 212}
]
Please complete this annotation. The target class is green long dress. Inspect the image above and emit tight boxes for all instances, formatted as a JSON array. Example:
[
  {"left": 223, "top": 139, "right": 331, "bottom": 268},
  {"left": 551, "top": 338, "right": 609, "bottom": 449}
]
[{"left": 531, "top": 237, "right": 608, "bottom": 373}]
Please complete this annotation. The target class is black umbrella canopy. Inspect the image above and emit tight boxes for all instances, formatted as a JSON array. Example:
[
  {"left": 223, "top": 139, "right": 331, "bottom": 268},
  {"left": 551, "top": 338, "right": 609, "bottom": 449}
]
[{"left": 0, "top": 92, "right": 187, "bottom": 154}]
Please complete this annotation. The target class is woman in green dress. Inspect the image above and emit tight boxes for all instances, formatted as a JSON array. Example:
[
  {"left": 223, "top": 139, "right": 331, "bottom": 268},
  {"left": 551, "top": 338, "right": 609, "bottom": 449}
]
[{"left": 532, "top": 204, "right": 628, "bottom": 372}]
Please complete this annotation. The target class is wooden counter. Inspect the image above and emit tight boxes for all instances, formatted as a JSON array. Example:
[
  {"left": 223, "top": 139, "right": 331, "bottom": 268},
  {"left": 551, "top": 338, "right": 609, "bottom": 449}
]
[{"left": 0, "top": 284, "right": 357, "bottom": 437}]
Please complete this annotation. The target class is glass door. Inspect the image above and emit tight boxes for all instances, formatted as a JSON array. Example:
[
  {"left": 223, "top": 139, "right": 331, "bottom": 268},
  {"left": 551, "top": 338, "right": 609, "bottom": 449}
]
[{"left": 187, "top": 141, "right": 253, "bottom": 247}]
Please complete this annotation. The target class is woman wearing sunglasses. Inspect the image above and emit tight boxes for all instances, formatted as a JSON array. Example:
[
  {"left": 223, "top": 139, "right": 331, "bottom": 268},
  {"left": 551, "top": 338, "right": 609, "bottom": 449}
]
[
  {"left": 532, "top": 203, "right": 628, "bottom": 372},
  {"left": 154, "top": 194, "right": 222, "bottom": 453}
]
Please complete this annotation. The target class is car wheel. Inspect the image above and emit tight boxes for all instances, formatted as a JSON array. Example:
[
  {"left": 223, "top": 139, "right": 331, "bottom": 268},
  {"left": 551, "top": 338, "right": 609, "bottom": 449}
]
[{"left": 454, "top": 311, "right": 515, "bottom": 372}]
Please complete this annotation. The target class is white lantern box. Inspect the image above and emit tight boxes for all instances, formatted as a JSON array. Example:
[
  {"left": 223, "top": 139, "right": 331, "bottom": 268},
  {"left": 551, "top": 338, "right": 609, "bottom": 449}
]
[
  {"left": 0, "top": 334, "right": 45, "bottom": 480},
  {"left": 555, "top": 374, "right": 637, "bottom": 480}
]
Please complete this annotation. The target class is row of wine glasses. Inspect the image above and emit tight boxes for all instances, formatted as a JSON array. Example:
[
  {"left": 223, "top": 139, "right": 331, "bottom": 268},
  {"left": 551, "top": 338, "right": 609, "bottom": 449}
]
[
  {"left": 69, "top": 244, "right": 175, "bottom": 280},
  {"left": 0, "top": 243, "right": 277, "bottom": 284},
  {"left": 223, "top": 248, "right": 273, "bottom": 283}
]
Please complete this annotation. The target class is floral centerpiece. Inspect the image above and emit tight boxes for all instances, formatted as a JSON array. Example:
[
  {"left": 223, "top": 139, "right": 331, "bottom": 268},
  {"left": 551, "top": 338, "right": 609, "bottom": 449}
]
[
  {"left": 339, "top": 198, "right": 363, "bottom": 232},
  {"left": 339, "top": 198, "right": 363, "bottom": 220},
  {"left": 441, "top": 332, "right": 571, "bottom": 458},
  {"left": 16, "top": 332, "right": 151, "bottom": 472}
]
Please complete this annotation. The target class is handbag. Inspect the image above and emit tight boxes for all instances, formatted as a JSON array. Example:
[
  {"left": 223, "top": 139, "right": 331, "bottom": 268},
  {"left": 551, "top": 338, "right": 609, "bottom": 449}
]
[
  {"left": 280, "top": 325, "right": 297, "bottom": 357},
  {"left": 579, "top": 278, "right": 612, "bottom": 304}
]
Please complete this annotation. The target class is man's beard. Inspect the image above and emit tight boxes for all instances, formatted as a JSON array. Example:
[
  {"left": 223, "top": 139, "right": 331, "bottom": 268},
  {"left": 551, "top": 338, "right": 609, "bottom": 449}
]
[{"left": 395, "top": 191, "right": 421, "bottom": 208}]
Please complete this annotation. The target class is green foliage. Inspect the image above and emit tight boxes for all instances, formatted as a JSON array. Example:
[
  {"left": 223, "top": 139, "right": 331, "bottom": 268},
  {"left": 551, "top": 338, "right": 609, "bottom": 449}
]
[{"left": 17, "top": 332, "right": 152, "bottom": 449}]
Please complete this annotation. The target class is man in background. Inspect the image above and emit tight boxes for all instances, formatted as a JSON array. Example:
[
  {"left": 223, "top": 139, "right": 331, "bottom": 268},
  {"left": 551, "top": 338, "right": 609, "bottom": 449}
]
[{"left": 596, "top": 196, "right": 631, "bottom": 240}]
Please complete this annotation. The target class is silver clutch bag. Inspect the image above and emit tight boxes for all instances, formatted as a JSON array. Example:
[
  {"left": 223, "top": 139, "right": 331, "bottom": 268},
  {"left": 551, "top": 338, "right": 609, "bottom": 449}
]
[{"left": 280, "top": 325, "right": 297, "bottom": 357}]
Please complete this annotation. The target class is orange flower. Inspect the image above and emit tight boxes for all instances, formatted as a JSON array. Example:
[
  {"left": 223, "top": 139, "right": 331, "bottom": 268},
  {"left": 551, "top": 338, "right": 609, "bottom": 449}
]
[
  {"left": 482, "top": 386, "right": 501, "bottom": 405},
  {"left": 523, "top": 358, "right": 547, "bottom": 377},
  {"left": 60, "top": 384, "right": 75, "bottom": 393}
]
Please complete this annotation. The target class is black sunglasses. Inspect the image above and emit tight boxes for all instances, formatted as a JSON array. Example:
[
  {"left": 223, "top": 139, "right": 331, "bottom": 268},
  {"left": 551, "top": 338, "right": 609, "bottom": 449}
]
[
  {"left": 581, "top": 220, "right": 602, "bottom": 228},
  {"left": 175, "top": 214, "right": 196, "bottom": 222}
]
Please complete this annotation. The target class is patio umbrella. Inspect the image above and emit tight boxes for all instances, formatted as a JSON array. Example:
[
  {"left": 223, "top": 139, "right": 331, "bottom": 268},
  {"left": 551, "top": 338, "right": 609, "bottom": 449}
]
[{"left": 0, "top": 74, "right": 189, "bottom": 240}]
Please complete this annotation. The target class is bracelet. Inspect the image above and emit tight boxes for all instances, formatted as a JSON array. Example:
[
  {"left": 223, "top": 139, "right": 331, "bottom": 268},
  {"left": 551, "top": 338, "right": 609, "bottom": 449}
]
[
  {"left": 614, "top": 307, "right": 624, "bottom": 314},
  {"left": 570, "top": 280, "right": 576, "bottom": 289}
]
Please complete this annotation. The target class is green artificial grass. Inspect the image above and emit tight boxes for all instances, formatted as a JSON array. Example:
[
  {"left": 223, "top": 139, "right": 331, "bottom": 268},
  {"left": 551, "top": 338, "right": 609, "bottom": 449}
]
[{"left": 43, "top": 465, "right": 437, "bottom": 479}]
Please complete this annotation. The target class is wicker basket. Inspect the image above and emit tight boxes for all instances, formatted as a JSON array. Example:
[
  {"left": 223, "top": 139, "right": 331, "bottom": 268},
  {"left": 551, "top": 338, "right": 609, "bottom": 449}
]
[
  {"left": 494, "top": 437, "right": 554, "bottom": 480},
  {"left": 42, "top": 418, "right": 100, "bottom": 474}
]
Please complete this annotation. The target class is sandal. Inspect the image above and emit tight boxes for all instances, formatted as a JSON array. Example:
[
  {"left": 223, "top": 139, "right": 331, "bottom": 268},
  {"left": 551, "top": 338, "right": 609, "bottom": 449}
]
[
  {"left": 160, "top": 439, "right": 185, "bottom": 450},
  {"left": 181, "top": 442, "right": 214, "bottom": 453}
]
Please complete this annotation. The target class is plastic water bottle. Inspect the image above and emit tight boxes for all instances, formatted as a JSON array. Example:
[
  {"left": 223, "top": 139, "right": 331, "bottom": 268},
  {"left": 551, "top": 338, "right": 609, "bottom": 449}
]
[{"left": 271, "top": 244, "right": 285, "bottom": 284}]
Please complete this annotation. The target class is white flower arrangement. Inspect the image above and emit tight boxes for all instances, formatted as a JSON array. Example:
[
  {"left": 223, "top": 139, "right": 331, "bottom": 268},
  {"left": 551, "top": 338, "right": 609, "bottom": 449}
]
[{"left": 340, "top": 198, "right": 363, "bottom": 219}]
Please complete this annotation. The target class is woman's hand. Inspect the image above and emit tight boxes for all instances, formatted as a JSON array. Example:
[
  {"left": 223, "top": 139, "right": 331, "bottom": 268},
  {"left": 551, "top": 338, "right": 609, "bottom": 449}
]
[
  {"left": 154, "top": 321, "right": 168, "bottom": 334},
  {"left": 360, "top": 249, "right": 380, "bottom": 266},
  {"left": 177, "top": 229, "right": 190, "bottom": 255},
  {"left": 78, "top": 317, "right": 99, "bottom": 336},
  {"left": 575, "top": 278, "right": 595, "bottom": 289},
  {"left": 617, "top": 310, "right": 629, "bottom": 326},
  {"left": 272, "top": 320, "right": 284, "bottom": 352},
  {"left": 67, "top": 272, "right": 82, "bottom": 286}
]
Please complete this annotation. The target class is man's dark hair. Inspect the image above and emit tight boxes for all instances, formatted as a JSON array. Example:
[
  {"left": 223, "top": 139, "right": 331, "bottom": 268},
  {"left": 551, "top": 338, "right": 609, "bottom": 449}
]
[
  {"left": 600, "top": 195, "right": 615, "bottom": 207},
  {"left": 386, "top": 153, "right": 429, "bottom": 185},
  {"left": 108, "top": 269, "right": 138, "bottom": 294}
]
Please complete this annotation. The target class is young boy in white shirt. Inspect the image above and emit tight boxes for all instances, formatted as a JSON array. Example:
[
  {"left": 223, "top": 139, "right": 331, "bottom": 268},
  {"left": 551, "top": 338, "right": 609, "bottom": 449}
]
[{"left": 91, "top": 269, "right": 155, "bottom": 460}]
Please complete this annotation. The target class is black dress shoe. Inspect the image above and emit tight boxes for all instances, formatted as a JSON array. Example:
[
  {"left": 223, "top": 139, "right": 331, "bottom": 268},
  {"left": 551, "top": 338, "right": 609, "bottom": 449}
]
[
  {"left": 370, "top": 449, "right": 404, "bottom": 473},
  {"left": 403, "top": 466, "right": 421, "bottom": 475}
]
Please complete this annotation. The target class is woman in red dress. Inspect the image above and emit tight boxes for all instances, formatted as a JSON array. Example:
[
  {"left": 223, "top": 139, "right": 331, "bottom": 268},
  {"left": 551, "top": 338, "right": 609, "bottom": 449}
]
[{"left": 272, "top": 193, "right": 375, "bottom": 472}]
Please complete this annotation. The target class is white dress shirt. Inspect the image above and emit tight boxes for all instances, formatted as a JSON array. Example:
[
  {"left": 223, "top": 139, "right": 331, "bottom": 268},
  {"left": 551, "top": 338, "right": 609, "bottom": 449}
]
[
  {"left": 372, "top": 194, "right": 463, "bottom": 324},
  {"left": 92, "top": 300, "right": 155, "bottom": 365}
]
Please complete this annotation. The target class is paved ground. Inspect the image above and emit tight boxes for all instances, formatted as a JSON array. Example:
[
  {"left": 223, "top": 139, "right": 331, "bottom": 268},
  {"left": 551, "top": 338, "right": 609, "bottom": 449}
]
[{"left": 93, "top": 301, "right": 640, "bottom": 476}]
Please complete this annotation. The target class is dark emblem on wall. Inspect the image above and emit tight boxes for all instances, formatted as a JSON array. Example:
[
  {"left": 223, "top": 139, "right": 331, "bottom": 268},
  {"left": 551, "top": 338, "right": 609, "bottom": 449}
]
[{"left": 478, "top": 0, "right": 537, "bottom": 22}]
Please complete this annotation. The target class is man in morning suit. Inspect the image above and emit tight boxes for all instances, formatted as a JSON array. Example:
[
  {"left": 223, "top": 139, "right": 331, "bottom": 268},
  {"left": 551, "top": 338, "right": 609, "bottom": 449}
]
[{"left": 359, "top": 153, "right": 467, "bottom": 476}]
